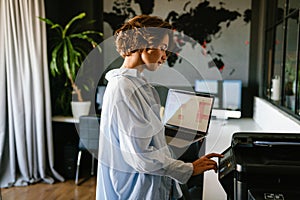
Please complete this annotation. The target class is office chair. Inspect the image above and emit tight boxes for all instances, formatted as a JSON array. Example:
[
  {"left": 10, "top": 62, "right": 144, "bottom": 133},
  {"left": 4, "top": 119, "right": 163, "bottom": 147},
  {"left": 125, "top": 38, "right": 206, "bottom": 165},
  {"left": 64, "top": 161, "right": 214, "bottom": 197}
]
[{"left": 75, "top": 115, "right": 100, "bottom": 185}]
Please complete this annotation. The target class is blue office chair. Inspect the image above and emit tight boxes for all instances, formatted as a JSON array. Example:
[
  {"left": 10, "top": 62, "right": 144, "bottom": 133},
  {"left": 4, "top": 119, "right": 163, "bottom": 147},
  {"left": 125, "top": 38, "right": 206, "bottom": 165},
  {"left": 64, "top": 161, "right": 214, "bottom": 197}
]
[{"left": 75, "top": 115, "right": 100, "bottom": 185}]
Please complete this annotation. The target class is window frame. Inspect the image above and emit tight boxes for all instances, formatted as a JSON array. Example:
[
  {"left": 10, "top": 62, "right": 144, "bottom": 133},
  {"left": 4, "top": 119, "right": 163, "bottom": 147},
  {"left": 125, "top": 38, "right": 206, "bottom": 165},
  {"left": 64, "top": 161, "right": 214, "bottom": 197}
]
[{"left": 263, "top": 0, "right": 300, "bottom": 119}]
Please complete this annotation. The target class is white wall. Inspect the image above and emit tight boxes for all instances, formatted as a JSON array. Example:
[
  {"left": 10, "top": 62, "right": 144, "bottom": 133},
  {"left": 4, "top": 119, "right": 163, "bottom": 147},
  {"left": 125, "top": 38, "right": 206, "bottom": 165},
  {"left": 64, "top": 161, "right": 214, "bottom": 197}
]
[{"left": 253, "top": 97, "right": 300, "bottom": 132}]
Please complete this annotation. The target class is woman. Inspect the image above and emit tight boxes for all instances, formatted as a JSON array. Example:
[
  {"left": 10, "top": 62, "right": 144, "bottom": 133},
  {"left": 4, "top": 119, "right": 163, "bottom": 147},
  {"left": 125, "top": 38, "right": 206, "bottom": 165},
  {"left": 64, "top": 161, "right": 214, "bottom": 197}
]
[{"left": 96, "top": 15, "right": 223, "bottom": 200}]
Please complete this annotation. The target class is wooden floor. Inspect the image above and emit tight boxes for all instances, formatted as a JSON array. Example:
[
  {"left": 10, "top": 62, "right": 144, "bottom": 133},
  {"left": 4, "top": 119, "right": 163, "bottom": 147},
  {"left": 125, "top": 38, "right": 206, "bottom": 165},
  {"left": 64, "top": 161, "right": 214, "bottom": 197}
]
[{"left": 1, "top": 177, "right": 96, "bottom": 200}]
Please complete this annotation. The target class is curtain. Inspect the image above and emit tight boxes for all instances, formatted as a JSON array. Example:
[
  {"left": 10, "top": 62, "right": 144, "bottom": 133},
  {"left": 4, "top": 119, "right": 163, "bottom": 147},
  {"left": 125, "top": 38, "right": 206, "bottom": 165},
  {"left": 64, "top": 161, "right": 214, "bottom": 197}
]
[{"left": 0, "top": 0, "right": 64, "bottom": 187}]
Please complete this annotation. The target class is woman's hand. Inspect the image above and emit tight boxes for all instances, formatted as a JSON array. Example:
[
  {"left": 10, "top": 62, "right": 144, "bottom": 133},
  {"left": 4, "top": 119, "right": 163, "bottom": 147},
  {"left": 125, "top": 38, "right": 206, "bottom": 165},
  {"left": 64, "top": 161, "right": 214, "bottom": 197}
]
[{"left": 192, "top": 153, "right": 224, "bottom": 176}]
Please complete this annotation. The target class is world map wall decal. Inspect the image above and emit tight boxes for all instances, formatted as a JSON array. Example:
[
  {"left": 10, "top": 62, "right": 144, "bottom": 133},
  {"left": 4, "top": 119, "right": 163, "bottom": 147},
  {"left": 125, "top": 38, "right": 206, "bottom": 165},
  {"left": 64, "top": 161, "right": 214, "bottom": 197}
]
[{"left": 103, "top": 0, "right": 251, "bottom": 83}]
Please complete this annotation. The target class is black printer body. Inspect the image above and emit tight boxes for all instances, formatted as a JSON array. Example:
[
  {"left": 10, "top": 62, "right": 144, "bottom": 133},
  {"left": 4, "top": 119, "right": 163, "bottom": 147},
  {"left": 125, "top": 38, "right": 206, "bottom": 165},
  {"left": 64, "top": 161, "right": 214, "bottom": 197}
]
[{"left": 218, "top": 132, "right": 300, "bottom": 200}]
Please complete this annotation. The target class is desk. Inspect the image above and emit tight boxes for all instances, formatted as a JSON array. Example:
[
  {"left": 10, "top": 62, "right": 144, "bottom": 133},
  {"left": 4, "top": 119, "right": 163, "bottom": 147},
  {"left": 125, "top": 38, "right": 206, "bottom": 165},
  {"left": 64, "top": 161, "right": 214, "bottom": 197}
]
[
  {"left": 203, "top": 118, "right": 262, "bottom": 200},
  {"left": 52, "top": 116, "right": 79, "bottom": 179},
  {"left": 52, "top": 115, "right": 79, "bottom": 123}
]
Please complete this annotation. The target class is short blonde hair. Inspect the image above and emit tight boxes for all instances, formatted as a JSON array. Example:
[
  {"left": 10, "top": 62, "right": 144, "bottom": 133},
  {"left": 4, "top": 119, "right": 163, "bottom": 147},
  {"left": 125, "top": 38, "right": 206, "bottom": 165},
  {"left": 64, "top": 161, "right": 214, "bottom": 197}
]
[{"left": 114, "top": 15, "right": 173, "bottom": 57}]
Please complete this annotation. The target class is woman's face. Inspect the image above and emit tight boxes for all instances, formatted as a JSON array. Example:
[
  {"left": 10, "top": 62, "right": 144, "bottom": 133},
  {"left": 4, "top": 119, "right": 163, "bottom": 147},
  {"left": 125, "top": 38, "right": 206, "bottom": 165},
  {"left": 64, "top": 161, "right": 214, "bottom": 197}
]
[{"left": 140, "top": 34, "right": 169, "bottom": 71}]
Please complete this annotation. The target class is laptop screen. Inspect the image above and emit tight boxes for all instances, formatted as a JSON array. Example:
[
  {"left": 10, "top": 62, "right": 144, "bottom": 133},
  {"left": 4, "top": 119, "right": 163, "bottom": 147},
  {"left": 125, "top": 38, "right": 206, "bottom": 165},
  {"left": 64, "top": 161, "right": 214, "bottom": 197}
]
[{"left": 163, "top": 89, "right": 214, "bottom": 133}]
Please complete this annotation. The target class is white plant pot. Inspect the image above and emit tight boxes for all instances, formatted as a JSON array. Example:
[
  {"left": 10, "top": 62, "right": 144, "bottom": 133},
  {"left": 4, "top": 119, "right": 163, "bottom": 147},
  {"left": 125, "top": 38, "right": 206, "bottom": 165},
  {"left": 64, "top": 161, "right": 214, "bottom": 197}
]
[{"left": 71, "top": 101, "right": 91, "bottom": 120}]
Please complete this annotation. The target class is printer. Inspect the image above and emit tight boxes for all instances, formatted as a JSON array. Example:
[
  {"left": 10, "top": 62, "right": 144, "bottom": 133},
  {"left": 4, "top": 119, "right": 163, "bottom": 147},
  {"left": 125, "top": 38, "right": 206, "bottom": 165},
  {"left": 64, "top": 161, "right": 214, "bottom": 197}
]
[{"left": 218, "top": 132, "right": 300, "bottom": 200}]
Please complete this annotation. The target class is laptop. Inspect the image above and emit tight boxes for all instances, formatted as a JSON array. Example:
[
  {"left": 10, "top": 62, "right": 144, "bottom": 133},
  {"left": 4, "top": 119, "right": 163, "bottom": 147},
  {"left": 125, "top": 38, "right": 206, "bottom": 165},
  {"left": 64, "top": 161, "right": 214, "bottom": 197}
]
[{"left": 163, "top": 89, "right": 214, "bottom": 146}]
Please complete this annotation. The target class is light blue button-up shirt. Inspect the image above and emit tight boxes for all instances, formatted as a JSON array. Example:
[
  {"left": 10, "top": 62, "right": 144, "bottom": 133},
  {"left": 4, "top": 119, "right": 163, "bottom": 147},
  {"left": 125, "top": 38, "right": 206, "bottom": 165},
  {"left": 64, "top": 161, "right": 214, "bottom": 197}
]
[{"left": 96, "top": 68, "right": 193, "bottom": 200}]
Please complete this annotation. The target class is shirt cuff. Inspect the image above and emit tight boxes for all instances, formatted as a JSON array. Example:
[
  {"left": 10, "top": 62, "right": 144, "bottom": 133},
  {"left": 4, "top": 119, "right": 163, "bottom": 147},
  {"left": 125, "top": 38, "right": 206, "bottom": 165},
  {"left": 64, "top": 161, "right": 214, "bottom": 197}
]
[{"left": 166, "top": 161, "right": 193, "bottom": 184}]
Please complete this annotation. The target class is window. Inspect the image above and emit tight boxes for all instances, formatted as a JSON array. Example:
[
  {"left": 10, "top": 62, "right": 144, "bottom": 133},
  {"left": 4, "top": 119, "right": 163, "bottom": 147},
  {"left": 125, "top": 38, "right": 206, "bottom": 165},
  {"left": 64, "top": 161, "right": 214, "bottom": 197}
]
[{"left": 263, "top": 0, "right": 300, "bottom": 118}]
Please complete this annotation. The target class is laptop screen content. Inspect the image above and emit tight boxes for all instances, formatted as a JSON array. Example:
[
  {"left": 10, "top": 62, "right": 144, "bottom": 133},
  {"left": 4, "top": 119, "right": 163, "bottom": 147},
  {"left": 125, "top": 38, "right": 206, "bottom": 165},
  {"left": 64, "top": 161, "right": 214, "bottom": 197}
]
[{"left": 163, "top": 89, "right": 214, "bottom": 134}]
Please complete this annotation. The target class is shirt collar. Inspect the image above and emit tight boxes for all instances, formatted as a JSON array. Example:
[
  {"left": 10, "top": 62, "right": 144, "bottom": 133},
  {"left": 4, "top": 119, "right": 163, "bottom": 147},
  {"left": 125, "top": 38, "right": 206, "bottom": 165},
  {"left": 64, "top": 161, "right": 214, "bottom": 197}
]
[{"left": 105, "top": 68, "right": 144, "bottom": 81}]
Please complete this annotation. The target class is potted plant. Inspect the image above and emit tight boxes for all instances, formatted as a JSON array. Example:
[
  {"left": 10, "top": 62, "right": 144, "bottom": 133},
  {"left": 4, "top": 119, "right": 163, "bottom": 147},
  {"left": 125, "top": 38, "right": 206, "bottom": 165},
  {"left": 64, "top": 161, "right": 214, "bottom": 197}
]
[
  {"left": 284, "top": 55, "right": 298, "bottom": 110},
  {"left": 39, "top": 12, "right": 103, "bottom": 118}
]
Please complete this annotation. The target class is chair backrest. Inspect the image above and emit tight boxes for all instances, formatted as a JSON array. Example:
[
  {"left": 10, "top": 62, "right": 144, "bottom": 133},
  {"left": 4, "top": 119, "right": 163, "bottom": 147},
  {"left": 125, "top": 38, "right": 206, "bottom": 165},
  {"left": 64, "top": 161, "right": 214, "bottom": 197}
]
[{"left": 79, "top": 115, "right": 100, "bottom": 155}]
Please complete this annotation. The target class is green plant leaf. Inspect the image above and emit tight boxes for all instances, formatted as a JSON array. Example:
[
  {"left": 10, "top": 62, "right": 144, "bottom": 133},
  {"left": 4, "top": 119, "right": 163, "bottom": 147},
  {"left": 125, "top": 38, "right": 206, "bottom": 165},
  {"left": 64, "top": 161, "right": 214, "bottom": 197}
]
[
  {"left": 38, "top": 16, "right": 55, "bottom": 26},
  {"left": 69, "top": 33, "right": 89, "bottom": 40},
  {"left": 63, "top": 12, "right": 86, "bottom": 38},
  {"left": 38, "top": 17, "right": 63, "bottom": 35},
  {"left": 73, "top": 50, "right": 81, "bottom": 68},
  {"left": 80, "top": 30, "right": 103, "bottom": 37},
  {"left": 50, "top": 24, "right": 62, "bottom": 30},
  {"left": 63, "top": 40, "right": 72, "bottom": 81},
  {"left": 49, "top": 42, "right": 63, "bottom": 76},
  {"left": 95, "top": 43, "right": 102, "bottom": 54},
  {"left": 65, "top": 37, "right": 77, "bottom": 78},
  {"left": 83, "top": 84, "right": 89, "bottom": 91},
  {"left": 71, "top": 34, "right": 101, "bottom": 52},
  {"left": 74, "top": 47, "right": 87, "bottom": 61}
]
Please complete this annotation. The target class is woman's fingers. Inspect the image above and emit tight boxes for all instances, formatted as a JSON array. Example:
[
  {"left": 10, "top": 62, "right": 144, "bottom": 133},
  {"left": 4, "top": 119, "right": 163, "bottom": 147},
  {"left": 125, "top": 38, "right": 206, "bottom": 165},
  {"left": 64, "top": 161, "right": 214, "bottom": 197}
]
[
  {"left": 192, "top": 153, "right": 224, "bottom": 176},
  {"left": 205, "top": 153, "right": 224, "bottom": 159}
]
